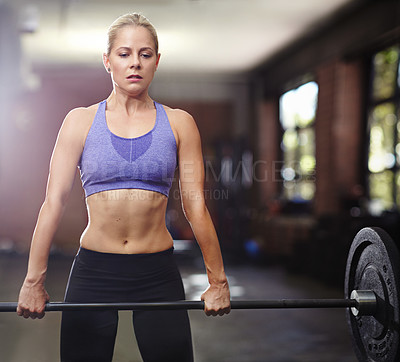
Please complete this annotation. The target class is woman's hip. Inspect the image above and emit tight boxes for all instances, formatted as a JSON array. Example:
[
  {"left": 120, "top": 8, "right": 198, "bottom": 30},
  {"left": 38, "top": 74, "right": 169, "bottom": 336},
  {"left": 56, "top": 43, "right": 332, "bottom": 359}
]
[{"left": 64, "top": 246, "right": 185, "bottom": 303}]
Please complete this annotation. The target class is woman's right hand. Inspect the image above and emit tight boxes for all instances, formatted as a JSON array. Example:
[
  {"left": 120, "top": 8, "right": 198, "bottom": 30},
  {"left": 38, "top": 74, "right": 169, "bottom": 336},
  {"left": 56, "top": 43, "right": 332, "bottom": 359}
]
[{"left": 17, "top": 281, "right": 50, "bottom": 319}]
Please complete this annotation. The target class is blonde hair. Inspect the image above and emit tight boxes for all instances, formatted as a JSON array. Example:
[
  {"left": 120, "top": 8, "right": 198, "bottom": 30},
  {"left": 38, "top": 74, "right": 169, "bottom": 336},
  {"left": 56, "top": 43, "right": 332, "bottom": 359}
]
[{"left": 106, "top": 13, "right": 159, "bottom": 56}]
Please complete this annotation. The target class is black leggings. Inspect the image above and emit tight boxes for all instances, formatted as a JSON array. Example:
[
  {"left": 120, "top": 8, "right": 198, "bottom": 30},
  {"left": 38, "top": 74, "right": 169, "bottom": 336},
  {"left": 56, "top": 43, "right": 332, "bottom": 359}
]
[{"left": 60, "top": 247, "right": 193, "bottom": 362}]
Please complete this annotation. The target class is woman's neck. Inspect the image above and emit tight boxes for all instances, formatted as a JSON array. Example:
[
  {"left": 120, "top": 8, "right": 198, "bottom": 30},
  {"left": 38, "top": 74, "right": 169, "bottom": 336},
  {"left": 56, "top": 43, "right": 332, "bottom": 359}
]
[{"left": 106, "top": 90, "right": 154, "bottom": 114}]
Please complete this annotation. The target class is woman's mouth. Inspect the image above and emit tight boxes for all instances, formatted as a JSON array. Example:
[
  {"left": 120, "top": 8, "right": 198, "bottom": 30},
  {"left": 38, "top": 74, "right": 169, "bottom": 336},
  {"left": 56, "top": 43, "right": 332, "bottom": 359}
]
[{"left": 127, "top": 74, "right": 142, "bottom": 80}]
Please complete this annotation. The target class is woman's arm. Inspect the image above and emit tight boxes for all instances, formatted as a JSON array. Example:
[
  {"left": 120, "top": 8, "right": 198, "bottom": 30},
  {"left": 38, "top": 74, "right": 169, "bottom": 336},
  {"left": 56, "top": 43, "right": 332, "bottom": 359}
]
[
  {"left": 171, "top": 109, "right": 231, "bottom": 316},
  {"left": 17, "top": 108, "right": 90, "bottom": 319}
]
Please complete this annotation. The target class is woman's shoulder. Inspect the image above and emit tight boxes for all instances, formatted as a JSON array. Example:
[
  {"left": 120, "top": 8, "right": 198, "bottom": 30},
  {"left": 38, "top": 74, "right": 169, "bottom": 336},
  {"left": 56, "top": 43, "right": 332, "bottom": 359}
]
[
  {"left": 65, "top": 103, "right": 99, "bottom": 123},
  {"left": 62, "top": 102, "right": 101, "bottom": 130},
  {"left": 162, "top": 104, "right": 197, "bottom": 130},
  {"left": 59, "top": 102, "right": 101, "bottom": 140},
  {"left": 161, "top": 104, "right": 200, "bottom": 146}
]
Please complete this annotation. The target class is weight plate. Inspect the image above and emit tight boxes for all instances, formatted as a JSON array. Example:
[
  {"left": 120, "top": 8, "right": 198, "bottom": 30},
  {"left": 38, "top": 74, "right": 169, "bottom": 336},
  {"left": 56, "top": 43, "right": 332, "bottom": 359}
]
[{"left": 345, "top": 227, "right": 400, "bottom": 362}]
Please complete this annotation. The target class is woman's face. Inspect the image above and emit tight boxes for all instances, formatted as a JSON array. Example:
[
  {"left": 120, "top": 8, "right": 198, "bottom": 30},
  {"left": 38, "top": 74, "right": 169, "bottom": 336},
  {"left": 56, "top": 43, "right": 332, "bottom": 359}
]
[{"left": 104, "top": 25, "right": 160, "bottom": 96}]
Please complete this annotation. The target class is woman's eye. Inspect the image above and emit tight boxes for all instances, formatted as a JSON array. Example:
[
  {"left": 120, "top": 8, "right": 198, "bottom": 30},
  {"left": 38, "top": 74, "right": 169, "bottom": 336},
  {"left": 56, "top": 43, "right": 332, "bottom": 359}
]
[
  {"left": 141, "top": 53, "right": 151, "bottom": 58},
  {"left": 119, "top": 53, "right": 129, "bottom": 58}
]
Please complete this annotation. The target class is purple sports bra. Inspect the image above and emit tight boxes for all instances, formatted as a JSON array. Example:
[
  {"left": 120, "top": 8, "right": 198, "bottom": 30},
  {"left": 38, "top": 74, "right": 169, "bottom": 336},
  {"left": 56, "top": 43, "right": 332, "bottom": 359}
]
[{"left": 78, "top": 100, "right": 177, "bottom": 198}]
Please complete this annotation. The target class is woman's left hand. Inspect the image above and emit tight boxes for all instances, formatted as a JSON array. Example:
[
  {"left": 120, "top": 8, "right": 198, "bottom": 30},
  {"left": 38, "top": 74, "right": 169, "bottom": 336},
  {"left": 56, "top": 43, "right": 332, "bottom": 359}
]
[{"left": 201, "top": 281, "right": 231, "bottom": 316}]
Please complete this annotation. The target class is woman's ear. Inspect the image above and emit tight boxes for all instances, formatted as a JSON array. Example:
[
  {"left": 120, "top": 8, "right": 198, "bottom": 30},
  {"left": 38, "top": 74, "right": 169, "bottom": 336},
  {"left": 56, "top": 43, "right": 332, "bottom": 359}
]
[
  {"left": 103, "top": 53, "right": 111, "bottom": 73},
  {"left": 155, "top": 53, "right": 161, "bottom": 71}
]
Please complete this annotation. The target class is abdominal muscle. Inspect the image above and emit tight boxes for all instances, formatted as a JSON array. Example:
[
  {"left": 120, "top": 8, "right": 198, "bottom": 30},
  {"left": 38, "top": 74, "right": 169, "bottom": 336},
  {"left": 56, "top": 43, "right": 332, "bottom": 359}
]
[{"left": 80, "top": 189, "right": 174, "bottom": 254}]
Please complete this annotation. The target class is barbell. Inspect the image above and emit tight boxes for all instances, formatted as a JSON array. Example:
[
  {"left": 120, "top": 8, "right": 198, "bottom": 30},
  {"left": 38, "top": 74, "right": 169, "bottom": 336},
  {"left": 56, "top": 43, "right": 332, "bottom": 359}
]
[
  {"left": 0, "top": 293, "right": 375, "bottom": 312},
  {"left": 0, "top": 227, "right": 398, "bottom": 362}
]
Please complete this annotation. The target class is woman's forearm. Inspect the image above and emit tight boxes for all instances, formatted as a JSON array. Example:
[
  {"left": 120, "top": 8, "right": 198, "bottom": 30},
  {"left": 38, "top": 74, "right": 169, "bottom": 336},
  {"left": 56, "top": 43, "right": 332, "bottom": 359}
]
[
  {"left": 186, "top": 204, "right": 228, "bottom": 285},
  {"left": 185, "top": 202, "right": 231, "bottom": 315},
  {"left": 24, "top": 198, "right": 66, "bottom": 284}
]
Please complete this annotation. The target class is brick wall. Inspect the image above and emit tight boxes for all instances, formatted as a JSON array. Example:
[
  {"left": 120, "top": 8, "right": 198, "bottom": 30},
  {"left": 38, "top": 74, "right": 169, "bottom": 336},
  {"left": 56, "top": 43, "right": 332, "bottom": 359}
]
[
  {"left": 315, "top": 59, "right": 364, "bottom": 216},
  {"left": 332, "top": 60, "right": 365, "bottom": 200},
  {"left": 256, "top": 99, "right": 280, "bottom": 208},
  {"left": 315, "top": 60, "right": 339, "bottom": 214}
]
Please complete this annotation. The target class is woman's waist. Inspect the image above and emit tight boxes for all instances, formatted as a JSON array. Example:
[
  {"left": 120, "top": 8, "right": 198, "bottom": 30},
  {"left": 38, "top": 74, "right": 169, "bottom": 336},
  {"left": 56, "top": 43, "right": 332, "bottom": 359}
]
[
  {"left": 72, "top": 245, "right": 181, "bottom": 282},
  {"left": 80, "top": 225, "right": 174, "bottom": 254}
]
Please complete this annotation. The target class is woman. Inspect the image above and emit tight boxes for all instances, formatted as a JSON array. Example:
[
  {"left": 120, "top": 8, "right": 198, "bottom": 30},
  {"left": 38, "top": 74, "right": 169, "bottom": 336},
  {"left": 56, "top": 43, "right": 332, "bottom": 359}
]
[{"left": 17, "top": 12, "right": 231, "bottom": 362}]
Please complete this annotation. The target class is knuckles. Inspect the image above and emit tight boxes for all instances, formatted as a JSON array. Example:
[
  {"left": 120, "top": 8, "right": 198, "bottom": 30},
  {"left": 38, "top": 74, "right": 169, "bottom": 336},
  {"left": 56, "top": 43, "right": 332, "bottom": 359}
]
[
  {"left": 17, "top": 303, "right": 46, "bottom": 319},
  {"left": 205, "top": 304, "right": 231, "bottom": 317}
]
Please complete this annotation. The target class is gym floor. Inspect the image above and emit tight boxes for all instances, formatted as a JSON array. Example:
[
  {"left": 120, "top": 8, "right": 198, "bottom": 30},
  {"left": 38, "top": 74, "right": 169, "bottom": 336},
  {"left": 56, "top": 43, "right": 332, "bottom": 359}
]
[{"left": 0, "top": 251, "right": 357, "bottom": 362}]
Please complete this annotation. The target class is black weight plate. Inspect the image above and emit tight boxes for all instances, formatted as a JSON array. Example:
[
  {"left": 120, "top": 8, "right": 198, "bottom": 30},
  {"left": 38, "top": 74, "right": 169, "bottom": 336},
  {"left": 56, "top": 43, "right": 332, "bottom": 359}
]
[{"left": 345, "top": 227, "right": 400, "bottom": 362}]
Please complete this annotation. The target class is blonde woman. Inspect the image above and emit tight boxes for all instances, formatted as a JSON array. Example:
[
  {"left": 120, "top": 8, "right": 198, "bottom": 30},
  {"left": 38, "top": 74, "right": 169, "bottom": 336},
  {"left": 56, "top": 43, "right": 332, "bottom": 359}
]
[{"left": 17, "top": 13, "right": 230, "bottom": 362}]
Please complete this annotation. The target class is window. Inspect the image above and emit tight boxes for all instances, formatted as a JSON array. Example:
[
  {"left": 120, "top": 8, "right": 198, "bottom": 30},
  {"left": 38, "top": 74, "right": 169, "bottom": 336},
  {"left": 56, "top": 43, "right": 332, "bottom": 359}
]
[
  {"left": 367, "top": 45, "right": 400, "bottom": 214},
  {"left": 279, "top": 81, "right": 318, "bottom": 202}
]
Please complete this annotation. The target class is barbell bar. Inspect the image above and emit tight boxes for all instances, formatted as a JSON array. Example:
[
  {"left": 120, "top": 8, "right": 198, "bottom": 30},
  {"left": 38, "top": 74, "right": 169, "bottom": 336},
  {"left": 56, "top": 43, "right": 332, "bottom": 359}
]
[{"left": 0, "top": 290, "right": 375, "bottom": 314}]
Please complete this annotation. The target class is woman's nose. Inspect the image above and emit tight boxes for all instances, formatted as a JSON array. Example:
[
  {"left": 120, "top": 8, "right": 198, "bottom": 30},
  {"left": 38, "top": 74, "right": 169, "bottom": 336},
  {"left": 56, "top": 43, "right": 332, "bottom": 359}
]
[{"left": 130, "top": 54, "right": 141, "bottom": 69}]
